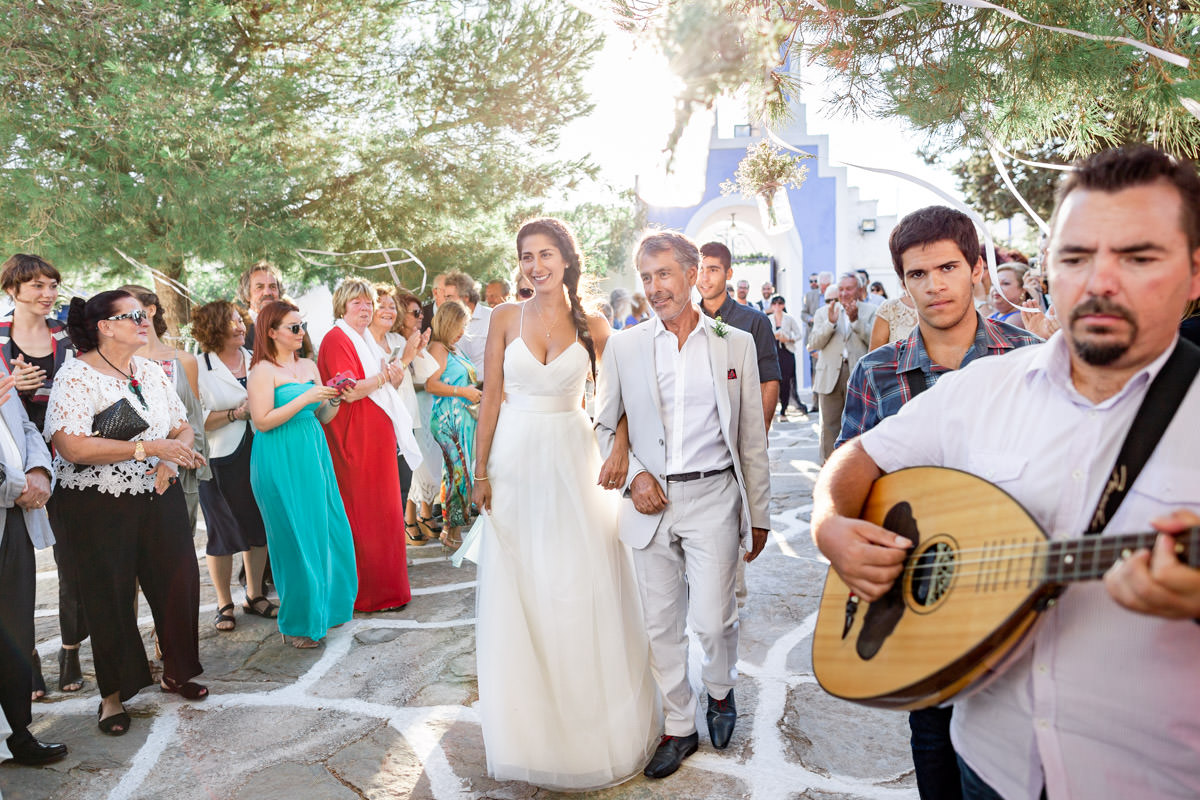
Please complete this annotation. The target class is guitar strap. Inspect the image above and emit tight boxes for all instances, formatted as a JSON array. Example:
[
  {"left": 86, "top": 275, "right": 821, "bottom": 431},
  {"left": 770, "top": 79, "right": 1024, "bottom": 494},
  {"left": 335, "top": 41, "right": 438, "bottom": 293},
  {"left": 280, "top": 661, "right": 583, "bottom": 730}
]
[{"left": 1084, "top": 338, "right": 1200, "bottom": 535}]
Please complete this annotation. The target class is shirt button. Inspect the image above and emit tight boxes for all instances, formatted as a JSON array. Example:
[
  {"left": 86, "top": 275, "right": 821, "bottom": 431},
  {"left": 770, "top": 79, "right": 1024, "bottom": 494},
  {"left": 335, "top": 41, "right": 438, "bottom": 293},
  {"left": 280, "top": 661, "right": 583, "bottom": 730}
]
[
  {"left": 658, "top": 438, "right": 664, "bottom": 445},
  {"left": 1072, "top": 470, "right": 1082, "bottom": 480},
  {"left": 1037, "top": 664, "right": 1048, "bottom": 674},
  {"left": 1036, "top": 718, "right": 1050, "bottom": 730}
]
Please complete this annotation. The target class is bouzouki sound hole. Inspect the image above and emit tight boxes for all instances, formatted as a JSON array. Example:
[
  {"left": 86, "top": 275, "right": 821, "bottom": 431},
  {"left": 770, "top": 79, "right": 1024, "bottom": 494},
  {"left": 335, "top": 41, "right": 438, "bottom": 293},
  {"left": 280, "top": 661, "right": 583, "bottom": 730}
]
[{"left": 907, "top": 537, "right": 957, "bottom": 613}]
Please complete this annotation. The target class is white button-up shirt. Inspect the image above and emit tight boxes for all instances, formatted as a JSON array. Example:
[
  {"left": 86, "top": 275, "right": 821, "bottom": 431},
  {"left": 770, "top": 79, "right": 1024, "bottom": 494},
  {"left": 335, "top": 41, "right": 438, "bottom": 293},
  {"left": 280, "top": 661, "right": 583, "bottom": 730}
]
[
  {"left": 860, "top": 333, "right": 1200, "bottom": 800},
  {"left": 652, "top": 315, "right": 731, "bottom": 475},
  {"left": 459, "top": 302, "right": 492, "bottom": 382}
]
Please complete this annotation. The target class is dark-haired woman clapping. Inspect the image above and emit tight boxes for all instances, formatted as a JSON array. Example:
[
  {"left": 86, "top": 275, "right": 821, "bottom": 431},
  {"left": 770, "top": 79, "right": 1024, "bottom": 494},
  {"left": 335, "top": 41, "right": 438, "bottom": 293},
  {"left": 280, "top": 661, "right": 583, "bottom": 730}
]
[{"left": 45, "top": 291, "right": 207, "bottom": 736}]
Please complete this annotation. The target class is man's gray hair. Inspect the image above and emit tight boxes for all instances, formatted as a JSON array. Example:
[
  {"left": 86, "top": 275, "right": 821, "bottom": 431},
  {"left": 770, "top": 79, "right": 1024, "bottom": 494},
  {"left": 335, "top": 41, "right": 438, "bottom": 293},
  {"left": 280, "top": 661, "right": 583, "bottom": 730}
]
[
  {"left": 442, "top": 270, "right": 475, "bottom": 298},
  {"left": 635, "top": 230, "right": 699, "bottom": 271},
  {"left": 817, "top": 270, "right": 833, "bottom": 283},
  {"left": 838, "top": 271, "right": 861, "bottom": 285}
]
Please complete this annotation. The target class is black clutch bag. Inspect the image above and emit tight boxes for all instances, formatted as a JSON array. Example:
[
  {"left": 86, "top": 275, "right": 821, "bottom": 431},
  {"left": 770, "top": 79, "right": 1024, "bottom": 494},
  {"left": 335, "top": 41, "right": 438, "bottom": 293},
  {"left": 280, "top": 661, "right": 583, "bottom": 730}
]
[{"left": 92, "top": 398, "right": 149, "bottom": 441}]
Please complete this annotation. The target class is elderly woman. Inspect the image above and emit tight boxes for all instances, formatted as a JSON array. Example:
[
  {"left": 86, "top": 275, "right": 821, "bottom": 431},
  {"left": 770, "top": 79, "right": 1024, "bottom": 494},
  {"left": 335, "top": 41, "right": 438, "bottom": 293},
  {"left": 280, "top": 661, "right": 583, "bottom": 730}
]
[
  {"left": 424, "top": 300, "right": 481, "bottom": 549},
  {"left": 367, "top": 286, "right": 436, "bottom": 545},
  {"left": 317, "top": 278, "right": 421, "bottom": 612},
  {"left": 0, "top": 254, "right": 86, "bottom": 697},
  {"left": 989, "top": 263, "right": 1030, "bottom": 328},
  {"left": 120, "top": 284, "right": 210, "bottom": 531},
  {"left": 46, "top": 291, "right": 207, "bottom": 736},
  {"left": 191, "top": 300, "right": 272, "bottom": 632}
]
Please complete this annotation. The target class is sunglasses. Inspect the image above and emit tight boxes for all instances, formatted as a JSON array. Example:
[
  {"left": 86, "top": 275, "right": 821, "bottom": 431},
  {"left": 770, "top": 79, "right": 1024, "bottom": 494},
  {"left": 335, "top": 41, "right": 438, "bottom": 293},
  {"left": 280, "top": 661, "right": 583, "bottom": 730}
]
[
  {"left": 407, "top": 309, "right": 422, "bottom": 317},
  {"left": 517, "top": 287, "right": 534, "bottom": 299},
  {"left": 106, "top": 310, "right": 148, "bottom": 325},
  {"left": 278, "top": 323, "right": 304, "bottom": 335}
]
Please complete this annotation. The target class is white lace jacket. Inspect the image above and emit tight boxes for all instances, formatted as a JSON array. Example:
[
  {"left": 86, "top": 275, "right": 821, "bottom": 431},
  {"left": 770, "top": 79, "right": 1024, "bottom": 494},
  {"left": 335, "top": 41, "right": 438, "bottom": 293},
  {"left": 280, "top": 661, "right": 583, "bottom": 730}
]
[{"left": 45, "top": 357, "right": 188, "bottom": 496}]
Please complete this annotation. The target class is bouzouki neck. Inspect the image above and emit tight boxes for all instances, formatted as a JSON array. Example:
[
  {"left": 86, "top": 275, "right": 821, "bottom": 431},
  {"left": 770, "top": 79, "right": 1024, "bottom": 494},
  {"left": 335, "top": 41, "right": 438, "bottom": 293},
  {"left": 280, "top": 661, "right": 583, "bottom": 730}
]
[{"left": 1043, "top": 526, "right": 1199, "bottom": 585}]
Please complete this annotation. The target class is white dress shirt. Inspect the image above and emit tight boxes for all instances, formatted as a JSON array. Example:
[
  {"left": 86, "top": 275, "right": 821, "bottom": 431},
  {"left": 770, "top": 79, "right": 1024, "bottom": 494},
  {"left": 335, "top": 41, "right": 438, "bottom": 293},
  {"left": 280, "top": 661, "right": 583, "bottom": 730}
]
[
  {"left": 652, "top": 315, "right": 731, "bottom": 475},
  {"left": 860, "top": 333, "right": 1200, "bottom": 800},
  {"left": 460, "top": 302, "right": 492, "bottom": 382}
]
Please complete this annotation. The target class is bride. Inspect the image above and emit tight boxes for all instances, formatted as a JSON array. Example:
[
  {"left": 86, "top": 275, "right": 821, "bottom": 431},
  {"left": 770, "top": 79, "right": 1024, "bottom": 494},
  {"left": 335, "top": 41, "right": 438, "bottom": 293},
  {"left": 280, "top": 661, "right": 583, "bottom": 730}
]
[{"left": 471, "top": 218, "right": 660, "bottom": 789}]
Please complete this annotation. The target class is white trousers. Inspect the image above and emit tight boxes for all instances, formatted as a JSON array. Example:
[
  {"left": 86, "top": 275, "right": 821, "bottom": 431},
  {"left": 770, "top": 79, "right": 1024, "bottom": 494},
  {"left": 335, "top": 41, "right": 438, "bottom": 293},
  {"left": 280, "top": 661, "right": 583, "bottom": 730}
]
[
  {"left": 407, "top": 461, "right": 440, "bottom": 506},
  {"left": 632, "top": 470, "right": 742, "bottom": 736}
]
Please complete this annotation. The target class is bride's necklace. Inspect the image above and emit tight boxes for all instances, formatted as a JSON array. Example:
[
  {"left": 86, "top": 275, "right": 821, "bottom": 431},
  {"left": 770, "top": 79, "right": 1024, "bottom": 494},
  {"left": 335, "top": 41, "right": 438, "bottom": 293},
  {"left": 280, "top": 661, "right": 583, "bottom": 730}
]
[
  {"left": 530, "top": 299, "right": 562, "bottom": 340},
  {"left": 97, "top": 350, "right": 148, "bottom": 409}
]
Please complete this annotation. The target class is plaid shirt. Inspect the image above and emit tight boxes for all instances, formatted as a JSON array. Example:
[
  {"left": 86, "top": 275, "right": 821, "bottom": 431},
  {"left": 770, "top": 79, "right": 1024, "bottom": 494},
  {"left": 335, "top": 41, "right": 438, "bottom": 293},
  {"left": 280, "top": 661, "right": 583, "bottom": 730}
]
[{"left": 835, "top": 314, "right": 1042, "bottom": 448}]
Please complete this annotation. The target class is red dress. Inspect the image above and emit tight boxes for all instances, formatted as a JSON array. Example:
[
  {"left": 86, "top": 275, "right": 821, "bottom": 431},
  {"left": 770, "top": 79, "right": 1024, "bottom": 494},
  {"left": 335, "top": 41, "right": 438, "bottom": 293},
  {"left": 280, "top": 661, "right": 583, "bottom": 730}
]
[{"left": 317, "top": 326, "right": 411, "bottom": 611}]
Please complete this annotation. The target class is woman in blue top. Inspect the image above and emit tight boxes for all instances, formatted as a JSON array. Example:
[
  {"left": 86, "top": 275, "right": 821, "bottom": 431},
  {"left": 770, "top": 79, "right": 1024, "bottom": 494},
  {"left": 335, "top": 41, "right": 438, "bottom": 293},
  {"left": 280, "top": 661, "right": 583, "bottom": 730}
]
[
  {"left": 423, "top": 300, "right": 480, "bottom": 549},
  {"left": 246, "top": 301, "right": 357, "bottom": 649}
]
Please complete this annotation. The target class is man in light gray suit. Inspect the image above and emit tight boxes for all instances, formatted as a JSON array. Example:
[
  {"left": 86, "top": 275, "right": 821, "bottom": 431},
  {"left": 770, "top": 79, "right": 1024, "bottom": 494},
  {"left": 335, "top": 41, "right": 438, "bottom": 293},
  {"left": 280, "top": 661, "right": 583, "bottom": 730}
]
[
  {"left": 809, "top": 272, "right": 877, "bottom": 462},
  {"left": 595, "top": 231, "right": 771, "bottom": 779},
  {"left": 0, "top": 370, "right": 67, "bottom": 766}
]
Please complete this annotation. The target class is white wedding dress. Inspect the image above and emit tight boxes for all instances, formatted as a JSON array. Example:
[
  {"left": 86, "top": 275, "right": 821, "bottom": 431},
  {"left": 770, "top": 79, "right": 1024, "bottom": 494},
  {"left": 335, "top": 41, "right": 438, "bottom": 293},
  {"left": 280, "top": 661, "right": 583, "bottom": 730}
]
[{"left": 475, "top": 331, "right": 660, "bottom": 790}]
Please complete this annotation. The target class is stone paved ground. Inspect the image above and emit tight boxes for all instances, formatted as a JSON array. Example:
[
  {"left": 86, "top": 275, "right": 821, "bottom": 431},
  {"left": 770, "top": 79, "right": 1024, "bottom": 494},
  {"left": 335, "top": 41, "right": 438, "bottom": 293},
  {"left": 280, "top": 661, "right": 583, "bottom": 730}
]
[{"left": 1, "top": 405, "right": 917, "bottom": 800}]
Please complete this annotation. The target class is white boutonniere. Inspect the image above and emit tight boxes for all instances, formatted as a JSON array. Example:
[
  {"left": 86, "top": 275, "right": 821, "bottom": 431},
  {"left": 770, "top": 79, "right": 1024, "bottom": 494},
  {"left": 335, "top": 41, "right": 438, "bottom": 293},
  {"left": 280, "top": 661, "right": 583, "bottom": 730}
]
[{"left": 713, "top": 316, "right": 729, "bottom": 338}]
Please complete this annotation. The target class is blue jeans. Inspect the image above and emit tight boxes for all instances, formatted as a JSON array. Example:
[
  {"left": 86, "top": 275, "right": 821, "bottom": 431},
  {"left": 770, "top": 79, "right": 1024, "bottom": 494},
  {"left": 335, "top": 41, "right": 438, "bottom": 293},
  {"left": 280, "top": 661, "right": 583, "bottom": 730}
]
[
  {"left": 958, "top": 756, "right": 1048, "bottom": 800},
  {"left": 910, "top": 706, "right": 962, "bottom": 800}
]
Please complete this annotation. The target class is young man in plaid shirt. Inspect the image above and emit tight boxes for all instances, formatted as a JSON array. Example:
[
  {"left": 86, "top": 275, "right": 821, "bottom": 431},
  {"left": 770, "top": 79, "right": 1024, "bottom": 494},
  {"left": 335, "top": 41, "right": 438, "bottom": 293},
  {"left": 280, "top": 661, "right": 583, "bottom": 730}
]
[{"left": 833, "top": 205, "right": 1041, "bottom": 800}]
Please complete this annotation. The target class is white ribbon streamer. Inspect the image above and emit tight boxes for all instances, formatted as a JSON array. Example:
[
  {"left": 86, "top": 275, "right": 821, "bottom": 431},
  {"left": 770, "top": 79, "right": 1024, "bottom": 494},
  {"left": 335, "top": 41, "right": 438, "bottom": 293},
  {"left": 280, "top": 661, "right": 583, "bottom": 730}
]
[
  {"left": 113, "top": 248, "right": 193, "bottom": 300},
  {"left": 763, "top": 127, "right": 1026, "bottom": 315},
  {"left": 986, "top": 144, "right": 1051, "bottom": 235},
  {"left": 855, "top": 1, "right": 1189, "bottom": 69},
  {"left": 982, "top": 131, "right": 1075, "bottom": 172},
  {"left": 295, "top": 247, "right": 428, "bottom": 295}
]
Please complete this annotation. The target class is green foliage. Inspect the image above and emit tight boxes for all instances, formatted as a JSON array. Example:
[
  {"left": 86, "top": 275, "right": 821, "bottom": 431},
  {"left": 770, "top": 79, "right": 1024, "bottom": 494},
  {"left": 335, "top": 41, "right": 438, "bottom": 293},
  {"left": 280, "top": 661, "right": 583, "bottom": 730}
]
[
  {"left": 0, "top": 1, "right": 601, "bottom": 322},
  {"left": 628, "top": 1, "right": 1200, "bottom": 162}
]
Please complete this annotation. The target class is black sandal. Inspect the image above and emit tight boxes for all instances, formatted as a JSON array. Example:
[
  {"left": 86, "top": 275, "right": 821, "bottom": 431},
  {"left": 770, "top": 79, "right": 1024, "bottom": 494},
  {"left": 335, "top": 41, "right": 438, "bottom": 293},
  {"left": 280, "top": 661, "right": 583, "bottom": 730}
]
[
  {"left": 160, "top": 676, "right": 208, "bottom": 700},
  {"left": 31, "top": 649, "right": 47, "bottom": 701},
  {"left": 242, "top": 595, "right": 278, "bottom": 619},
  {"left": 58, "top": 646, "right": 84, "bottom": 692},
  {"left": 416, "top": 514, "right": 442, "bottom": 539},
  {"left": 405, "top": 522, "right": 430, "bottom": 546},
  {"left": 98, "top": 702, "right": 130, "bottom": 736},
  {"left": 214, "top": 603, "right": 236, "bottom": 631}
]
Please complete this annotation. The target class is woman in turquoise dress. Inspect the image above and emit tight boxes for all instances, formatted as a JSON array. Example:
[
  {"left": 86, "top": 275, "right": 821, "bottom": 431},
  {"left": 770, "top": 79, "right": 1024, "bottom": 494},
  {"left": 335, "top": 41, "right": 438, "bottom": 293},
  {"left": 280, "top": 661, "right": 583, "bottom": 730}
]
[
  {"left": 246, "top": 300, "right": 357, "bottom": 648},
  {"left": 423, "top": 300, "right": 480, "bottom": 548}
]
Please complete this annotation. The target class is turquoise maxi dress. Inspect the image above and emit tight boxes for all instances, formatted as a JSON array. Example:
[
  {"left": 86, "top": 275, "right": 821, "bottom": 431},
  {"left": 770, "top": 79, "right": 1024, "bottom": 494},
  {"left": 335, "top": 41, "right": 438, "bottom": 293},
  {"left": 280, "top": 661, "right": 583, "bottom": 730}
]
[
  {"left": 250, "top": 382, "right": 357, "bottom": 640},
  {"left": 430, "top": 349, "right": 477, "bottom": 528}
]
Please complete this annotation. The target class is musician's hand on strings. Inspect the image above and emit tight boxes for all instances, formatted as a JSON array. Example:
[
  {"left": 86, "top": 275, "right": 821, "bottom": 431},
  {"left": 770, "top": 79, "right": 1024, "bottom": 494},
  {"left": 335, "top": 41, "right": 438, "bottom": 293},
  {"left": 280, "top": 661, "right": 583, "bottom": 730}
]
[
  {"left": 1104, "top": 509, "right": 1200, "bottom": 620},
  {"left": 814, "top": 515, "right": 912, "bottom": 602}
]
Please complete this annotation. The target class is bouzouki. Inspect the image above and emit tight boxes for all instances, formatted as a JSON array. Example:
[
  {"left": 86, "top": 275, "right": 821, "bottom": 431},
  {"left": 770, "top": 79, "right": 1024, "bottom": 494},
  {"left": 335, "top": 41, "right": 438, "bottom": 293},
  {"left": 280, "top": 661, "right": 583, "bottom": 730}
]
[{"left": 811, "top": 466, "right": 1199, "bottom": 711}]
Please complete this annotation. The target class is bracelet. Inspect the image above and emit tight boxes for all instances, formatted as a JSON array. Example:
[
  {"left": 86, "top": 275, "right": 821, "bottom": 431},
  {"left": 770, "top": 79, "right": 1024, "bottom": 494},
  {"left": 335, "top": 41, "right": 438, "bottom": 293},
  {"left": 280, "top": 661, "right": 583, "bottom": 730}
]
[
  {"left": 227, "top": 408, "right": 236, "bottom": 422},
  {"left": 474, "top": 475, "right": 489, "bottom": 481},
  {"left": 329, "top": 397, "right": 342, "bottom": 407}
]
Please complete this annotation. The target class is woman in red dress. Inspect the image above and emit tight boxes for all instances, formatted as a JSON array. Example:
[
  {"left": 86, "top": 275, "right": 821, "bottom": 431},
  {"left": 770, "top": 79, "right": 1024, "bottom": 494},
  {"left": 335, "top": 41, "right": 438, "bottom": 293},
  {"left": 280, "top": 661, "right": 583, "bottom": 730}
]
[{"left": 317, "top": 278, "right": 422, "bottom": 611}]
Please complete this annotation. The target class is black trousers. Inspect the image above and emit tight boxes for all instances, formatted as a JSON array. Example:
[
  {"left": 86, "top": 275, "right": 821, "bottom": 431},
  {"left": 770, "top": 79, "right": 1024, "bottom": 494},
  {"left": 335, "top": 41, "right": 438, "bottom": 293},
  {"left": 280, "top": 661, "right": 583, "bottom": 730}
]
[
  {"left": 49, "top": 491, "right": 89, "bottom": 646},
  {"left": 0, "top": 511, "right": 35, "bottom": 744},
  {"left": 54, "top": 483, "right": 201, "bottom": 701},
  {"left": 777, "top": 344, "right": 797, "bottom": 414}
]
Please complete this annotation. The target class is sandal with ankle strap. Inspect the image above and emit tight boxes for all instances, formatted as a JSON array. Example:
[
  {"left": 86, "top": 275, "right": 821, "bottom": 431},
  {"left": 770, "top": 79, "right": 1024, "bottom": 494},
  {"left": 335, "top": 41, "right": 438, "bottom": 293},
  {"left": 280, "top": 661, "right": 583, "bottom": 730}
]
[
  {"left": 58, "top": 646, "right": 84, "bottom": 692},
  {"left": 416, "top": 514, "right": 442, "bottom": 539},
  {"left": 405, "top": 522, "right": 431, "bottom": 546},
  {"left": 213, "top": 603, "right": 236, "bottom": 631},
  {"left": 242, "top": 595, "right": 278, "bottom": 619},
  {"left": 161, "top": 675, "right": 208, "bottom": 700}
]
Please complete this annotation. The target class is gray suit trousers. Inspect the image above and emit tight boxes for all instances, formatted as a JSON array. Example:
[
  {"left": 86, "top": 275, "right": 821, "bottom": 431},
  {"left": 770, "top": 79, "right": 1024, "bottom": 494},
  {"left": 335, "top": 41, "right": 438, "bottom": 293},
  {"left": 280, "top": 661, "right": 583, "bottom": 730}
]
[{"left": 632, "top": 470, "right": 741, "bottom": 736}]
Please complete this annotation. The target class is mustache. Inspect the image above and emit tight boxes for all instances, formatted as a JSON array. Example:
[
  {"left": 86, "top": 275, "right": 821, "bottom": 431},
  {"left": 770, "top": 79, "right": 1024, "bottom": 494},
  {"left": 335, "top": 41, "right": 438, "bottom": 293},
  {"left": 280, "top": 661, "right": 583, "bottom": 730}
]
[{"left": 1069, "top": 297, "right": 1135, "bottom": 326}]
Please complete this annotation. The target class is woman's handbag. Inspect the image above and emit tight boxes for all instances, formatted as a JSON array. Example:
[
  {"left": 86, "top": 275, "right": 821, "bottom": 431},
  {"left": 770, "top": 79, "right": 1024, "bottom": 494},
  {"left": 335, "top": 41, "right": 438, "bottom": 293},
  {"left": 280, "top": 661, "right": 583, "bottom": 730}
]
[{"left": 91, "top": 398, "right": 149, "bottom": 441}]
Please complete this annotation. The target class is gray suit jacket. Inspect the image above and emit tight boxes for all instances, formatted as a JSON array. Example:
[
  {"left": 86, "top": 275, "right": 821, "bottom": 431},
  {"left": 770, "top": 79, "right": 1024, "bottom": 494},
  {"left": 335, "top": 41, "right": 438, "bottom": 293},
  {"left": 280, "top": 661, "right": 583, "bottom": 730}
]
[
  {"left": 0, "top": 384, "right": 55, "bottom": 550},
  {"left": 808, "top": 301, "right": 877, "bottom": 395},
  {"left": 595, "top": 312, "right": 771, "bottom": 550}
]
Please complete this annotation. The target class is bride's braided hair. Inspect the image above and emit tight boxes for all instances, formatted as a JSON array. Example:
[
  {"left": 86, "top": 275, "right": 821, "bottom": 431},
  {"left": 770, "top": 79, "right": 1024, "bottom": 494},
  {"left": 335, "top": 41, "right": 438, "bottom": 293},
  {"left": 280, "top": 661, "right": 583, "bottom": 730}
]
[{"left": 516, "top": 218, "right": 596, "bottom": 379}]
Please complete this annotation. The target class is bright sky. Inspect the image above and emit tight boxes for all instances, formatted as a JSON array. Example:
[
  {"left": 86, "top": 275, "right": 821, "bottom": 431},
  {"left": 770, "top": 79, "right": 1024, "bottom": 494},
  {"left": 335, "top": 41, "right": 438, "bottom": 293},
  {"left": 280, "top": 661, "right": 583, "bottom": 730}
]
[{"left": 561, "top": 22, "right": 970, "bottom": 219}]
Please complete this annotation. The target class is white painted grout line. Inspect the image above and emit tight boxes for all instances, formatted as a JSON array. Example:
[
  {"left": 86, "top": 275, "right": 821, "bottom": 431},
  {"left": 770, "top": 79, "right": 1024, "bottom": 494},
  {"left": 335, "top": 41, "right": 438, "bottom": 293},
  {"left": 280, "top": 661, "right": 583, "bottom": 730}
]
[{"left": 105, "top": 706, "right": 179, "bottom": 800}]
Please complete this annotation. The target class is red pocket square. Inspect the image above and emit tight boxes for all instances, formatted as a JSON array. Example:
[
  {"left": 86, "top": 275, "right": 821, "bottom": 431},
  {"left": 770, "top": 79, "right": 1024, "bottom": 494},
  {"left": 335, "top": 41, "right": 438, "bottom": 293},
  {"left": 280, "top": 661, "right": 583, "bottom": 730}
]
[{"left": 727, "top": 368, "right": 737, "bottom": 380}]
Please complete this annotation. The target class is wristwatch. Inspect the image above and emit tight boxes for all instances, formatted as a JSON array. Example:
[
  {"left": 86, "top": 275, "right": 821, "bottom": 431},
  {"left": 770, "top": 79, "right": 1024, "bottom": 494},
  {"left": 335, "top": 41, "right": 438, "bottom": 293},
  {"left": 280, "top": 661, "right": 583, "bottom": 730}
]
[{"left": 133, "top": 441, "right": 146, "bottom": 461}]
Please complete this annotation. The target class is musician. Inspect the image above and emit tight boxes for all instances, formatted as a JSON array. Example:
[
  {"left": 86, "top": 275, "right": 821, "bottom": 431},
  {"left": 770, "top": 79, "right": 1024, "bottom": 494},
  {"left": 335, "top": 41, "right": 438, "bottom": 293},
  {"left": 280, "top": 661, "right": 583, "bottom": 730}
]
[
  {"left": 813, "top": 146, "right": 1200, "bottom": 800},
  {"left": 834, "top": 205, "right": 1042, "bottom": 800}
]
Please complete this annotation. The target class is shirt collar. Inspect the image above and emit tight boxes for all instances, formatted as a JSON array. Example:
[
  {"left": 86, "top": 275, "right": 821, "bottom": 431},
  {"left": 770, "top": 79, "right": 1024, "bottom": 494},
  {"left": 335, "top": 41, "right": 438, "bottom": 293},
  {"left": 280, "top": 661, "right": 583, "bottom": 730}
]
[
  {"left": 897, "top": 313, "right": 999, "bottom": 373},
  {"left": 653, "top": 307, "right": 708, "bottom": 343},
  {"left": 1026, "top": 330, "right": 1179, "bottom": 409},
  {"left": 701, "top": 295, "right": 738, "bottom": 321}
]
